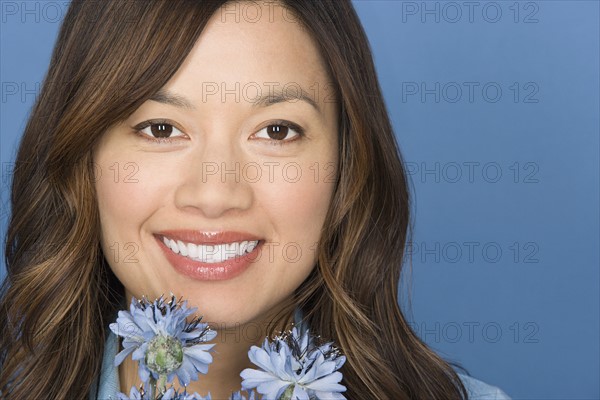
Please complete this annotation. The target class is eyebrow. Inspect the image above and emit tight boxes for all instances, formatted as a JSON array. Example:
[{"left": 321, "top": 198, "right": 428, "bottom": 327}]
[
  {"left": 148, "top": 87, "right": 322, "bottom": 114},
  {"left": 149, "top": 90, "right": 196, "bottom": 110},
  {"left": 251, "top": 90, "right": 322, "bottom": 114}
]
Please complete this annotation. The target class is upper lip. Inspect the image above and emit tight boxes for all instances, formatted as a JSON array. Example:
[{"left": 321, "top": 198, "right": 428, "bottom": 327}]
[{"left": 156, "top": 230, "right": 262, "bottom": 245}]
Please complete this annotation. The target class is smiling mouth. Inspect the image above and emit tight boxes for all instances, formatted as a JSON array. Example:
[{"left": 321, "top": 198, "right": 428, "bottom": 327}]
[{"left": 160, "top": 235, "right": 260, "bottom": 263}]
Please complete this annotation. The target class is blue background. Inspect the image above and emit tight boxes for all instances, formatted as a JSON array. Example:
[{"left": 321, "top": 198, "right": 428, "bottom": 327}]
[{"left": 1, "top": 1, "right": 598, "bottom": 398}]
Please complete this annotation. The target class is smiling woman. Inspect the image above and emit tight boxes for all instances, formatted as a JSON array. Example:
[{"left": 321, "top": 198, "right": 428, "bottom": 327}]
[
  {"left": 93, "top": 1, "right": 339, "bottom": 342},
  {"left": 0, "top": 1, "right": 509, "bottom": 399}
]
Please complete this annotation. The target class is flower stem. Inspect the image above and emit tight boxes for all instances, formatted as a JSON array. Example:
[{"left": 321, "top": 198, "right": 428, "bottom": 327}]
[
  {"left": 157, "top": 375, "right": 167, "bottom": 394},
  {"left": 148, "top": 377, "right": 156, "bottom": 400}
]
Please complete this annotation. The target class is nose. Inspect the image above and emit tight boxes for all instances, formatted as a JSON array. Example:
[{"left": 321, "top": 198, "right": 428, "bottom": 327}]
[{"left": 174, "top": 144, "right": 254, "bottom": 219}]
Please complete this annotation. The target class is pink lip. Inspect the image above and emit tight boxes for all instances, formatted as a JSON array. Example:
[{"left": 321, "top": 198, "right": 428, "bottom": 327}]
[{"left": 154, "top": 230, "right": 264, "bottom": 281}]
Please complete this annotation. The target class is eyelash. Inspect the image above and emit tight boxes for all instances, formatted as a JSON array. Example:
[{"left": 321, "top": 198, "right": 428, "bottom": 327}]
[
  {"left": 132, "top": 119, "right": 305, "bottom": 146},
  {"left": 132, "top": 119, "right": 185, "bottom": 145},
  {"left": 255, "top": 119, "right": 305, "bottom": 146}
]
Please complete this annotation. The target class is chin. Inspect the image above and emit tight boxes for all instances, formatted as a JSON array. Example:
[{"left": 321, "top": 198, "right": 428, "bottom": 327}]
[{"left": 173, "top": 290, "right": 272, "bottom": 330}]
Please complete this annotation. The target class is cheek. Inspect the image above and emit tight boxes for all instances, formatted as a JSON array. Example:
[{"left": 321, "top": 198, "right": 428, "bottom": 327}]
[
  {"left": 95, "top": 150, "right": 179, "bottom": 234},
  {"left": 96, "top": 164, "right": 153, "bottom": 239},
  {"left": 266, "top": 169, "right": 332, "bottom": 231},
  {"left": 94, "top": 154, "right": 172, "bottom": 279},
  {"left": 254, "top": 161, "right": 335, "bottom": 277}
]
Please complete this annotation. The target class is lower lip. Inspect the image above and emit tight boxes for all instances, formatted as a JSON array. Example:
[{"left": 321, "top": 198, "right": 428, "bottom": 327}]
[{"left": 155, "top": 235, "right": 263, "bottom": 281}]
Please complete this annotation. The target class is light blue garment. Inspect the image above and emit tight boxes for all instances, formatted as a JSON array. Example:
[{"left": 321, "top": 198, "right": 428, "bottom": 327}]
[
  {"left": 90, "top": 331, "right": 511, "bottom": 400},
  {"left": 458, "top": 373, "right": 512, "bottom": 400}
]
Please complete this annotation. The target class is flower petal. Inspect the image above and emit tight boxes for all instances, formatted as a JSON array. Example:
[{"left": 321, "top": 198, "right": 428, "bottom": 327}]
[
  {"left": 138, "top": 363, "right": 151, "bottom": 383},
  {"left": 292, "top": 384, "right": 310, "bottom": 400},
  {"left": 304, "top": 371, "right": 345, "bottom": 392},
  {"left": 240, "top": 368, "right": 277, "bottom": 387},
  {"left": 114, "top": 346, "right": 135, "bottom": 367},
  {"left": 256, "top": 380, "right": 291, "bottom": 399}
]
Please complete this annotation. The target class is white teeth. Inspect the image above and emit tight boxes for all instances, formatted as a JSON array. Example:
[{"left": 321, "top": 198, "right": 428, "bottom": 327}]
[
  {"left": 247, "top": 241, "right": 257, "bottom": 252},
  {"left": 169, "top": 238, "right": 179, "bottom": 254},
  {"left": 162, "top": 236, "right": 259, "bottom": 263},
  {"left": 177, "top": 240, "right": 188, "bottom": 256},
  {"left": 188, "top": 243, "right": 198, "bottom": 258},
  {"left": 226, "top": 242, "right": 239, "bottom": 258}
]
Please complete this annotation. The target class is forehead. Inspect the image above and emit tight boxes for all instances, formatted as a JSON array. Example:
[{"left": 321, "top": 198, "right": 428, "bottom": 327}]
[{"left": 163, "top": 2, "right": 332, "bottom": 103}]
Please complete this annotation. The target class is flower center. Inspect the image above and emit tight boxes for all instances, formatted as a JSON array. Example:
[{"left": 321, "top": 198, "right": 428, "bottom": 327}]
[
  {"left": 145, "top": 335, "right": 184, "bottom": 375},
  {"left": 279, "top": 385, "right": 296, "bottom": 400}
]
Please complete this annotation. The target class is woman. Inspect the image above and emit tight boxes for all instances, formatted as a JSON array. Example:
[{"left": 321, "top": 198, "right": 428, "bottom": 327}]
[{"left": 0, "top": 1, "right": 511, "bottom": 399}]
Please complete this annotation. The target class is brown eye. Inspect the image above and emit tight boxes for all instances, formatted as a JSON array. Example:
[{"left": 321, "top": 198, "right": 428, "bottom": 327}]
[
  {"left": 150, "top": 123, "right": 173, "bottom": 138},
  {"left": 267, "top": 125, "right": 289, "bottom": 140},
  {"left": 254, "top": 122, "right": 303, "bottom": 143},
  {"left": 135, "top": 120, "right": 185, "bottom": 141}
]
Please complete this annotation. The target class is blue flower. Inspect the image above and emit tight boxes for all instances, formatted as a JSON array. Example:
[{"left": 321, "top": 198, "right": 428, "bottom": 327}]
[
  {"left": 110, "top": 294, "right": 217, "bottom": 387},
  {"left": 240, "top": 323, "right": 346, "bottom": 399},
  {"left": 115, "top": 386, "right": 211, "bottom": 400},
  {"left": 115, "top": 386, "right": 145, "bottom": 400},
  {"left": 229, "top": 390, "right": 257, "bottom": 400},
  {"left": 161, "top": 387, "right": 211, "bottom": 400}
]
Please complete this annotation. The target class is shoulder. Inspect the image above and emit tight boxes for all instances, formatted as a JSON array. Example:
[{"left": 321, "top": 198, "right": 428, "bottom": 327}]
[{"left": 457, "top": 373, "right": 512, "bottom": 400}]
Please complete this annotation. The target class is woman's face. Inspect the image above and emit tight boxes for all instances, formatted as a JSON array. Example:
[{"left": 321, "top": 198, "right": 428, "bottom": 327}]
[{"left": 94, "top": 3, "right": 338, "bottom": 328}]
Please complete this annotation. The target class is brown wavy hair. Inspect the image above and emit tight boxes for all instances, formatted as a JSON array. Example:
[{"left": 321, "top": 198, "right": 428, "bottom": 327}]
[{"left": 0, "top": 1, "right": 469, "bottom": 399}]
